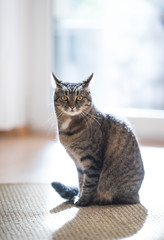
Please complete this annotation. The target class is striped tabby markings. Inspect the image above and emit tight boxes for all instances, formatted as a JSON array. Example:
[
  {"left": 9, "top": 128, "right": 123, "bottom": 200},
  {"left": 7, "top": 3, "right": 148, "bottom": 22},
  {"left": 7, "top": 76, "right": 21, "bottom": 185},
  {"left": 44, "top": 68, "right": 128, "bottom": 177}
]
[{"left": 61, "top": 118, "right": 71, "bottom": 130}]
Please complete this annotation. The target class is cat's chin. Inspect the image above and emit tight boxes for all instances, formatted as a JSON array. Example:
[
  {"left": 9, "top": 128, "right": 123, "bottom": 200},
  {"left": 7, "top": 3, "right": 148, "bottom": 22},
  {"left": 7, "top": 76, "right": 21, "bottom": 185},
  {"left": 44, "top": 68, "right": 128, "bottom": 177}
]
[
  {"left": 62, "top": 110, "right": 81, "bottom": 116},
  {"left": 63, "top": 110, "right": 81, "bottom": 116},
  {"left": 67, "top": 112, "right": 81, "bottom": 116}
]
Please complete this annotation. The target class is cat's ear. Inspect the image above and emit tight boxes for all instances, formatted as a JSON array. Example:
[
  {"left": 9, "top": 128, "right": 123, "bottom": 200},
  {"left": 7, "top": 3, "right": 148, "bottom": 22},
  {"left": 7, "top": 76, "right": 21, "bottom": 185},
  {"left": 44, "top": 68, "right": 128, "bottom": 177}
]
[
  {"left": 82, "top": 73, "right": 94, "bottom": 88},
  {"left": 51, "top": 72, "right": 63, "bottom": 90}
]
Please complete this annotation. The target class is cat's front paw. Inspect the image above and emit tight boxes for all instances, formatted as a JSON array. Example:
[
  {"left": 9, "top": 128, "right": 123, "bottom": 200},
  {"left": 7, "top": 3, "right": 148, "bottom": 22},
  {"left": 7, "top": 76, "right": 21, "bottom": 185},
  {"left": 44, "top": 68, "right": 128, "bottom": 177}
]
[{"left": 74, "top": 196, "right": 90, "bottom": 207}]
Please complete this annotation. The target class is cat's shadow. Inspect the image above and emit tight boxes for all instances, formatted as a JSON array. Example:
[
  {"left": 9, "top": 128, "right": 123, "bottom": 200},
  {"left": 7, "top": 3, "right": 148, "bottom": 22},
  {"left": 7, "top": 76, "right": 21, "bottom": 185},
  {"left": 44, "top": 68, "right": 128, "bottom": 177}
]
[{"left": 51, "top": 201, "right": 147, "bottom": 240}]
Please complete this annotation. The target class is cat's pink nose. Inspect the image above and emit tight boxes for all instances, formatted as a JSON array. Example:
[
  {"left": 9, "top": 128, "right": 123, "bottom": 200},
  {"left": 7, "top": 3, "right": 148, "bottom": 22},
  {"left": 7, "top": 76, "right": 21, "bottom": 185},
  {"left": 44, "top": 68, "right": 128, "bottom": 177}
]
[{"left": 70, "top": 106, "right": 75, "bottom": 110}]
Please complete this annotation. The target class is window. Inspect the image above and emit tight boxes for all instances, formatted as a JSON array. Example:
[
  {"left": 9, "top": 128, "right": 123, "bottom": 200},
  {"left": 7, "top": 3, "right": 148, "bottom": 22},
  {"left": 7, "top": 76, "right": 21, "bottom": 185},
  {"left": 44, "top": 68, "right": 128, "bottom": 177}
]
[{"left": 52, "top": 0, "right": 164, "bottom": 142}]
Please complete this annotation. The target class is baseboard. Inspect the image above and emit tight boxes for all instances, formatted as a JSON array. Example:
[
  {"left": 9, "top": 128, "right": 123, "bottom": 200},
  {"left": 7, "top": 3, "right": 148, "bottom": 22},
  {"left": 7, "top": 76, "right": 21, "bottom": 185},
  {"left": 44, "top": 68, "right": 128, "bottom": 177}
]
[{"left": 0, "top": 127, "right": 29, "bottom": 137}]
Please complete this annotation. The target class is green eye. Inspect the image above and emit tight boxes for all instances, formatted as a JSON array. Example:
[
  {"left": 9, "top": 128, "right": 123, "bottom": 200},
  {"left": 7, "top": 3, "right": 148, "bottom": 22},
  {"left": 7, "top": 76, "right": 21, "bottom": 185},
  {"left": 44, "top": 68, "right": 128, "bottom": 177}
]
[
  {"left": 61, "top": 96, "right": 68, "bottom": 101},
  {"left": 77, "top": 96, "right": 83, "bottom": 101}
]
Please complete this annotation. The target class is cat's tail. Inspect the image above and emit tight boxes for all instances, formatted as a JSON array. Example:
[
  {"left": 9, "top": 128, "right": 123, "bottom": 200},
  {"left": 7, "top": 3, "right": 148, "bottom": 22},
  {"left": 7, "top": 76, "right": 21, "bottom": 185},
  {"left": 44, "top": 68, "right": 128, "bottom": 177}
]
[{"left": 51, "top": 181, "right": 78, "bottom": 200}]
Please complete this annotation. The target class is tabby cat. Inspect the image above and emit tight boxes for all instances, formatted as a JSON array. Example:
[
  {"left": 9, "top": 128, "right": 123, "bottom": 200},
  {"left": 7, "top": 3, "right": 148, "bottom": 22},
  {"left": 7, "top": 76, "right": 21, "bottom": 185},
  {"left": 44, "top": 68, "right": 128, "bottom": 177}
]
[{"left": 51, "top": 73, "right": 144, "bottom": 206}]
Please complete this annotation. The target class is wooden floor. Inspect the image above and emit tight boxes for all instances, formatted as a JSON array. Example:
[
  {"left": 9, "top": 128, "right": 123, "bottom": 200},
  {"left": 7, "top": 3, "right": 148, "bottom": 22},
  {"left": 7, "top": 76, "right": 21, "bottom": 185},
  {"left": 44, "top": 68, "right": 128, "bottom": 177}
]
[
  {"left": 0, "top": 134, "right": 164, "bottom": 239},
  {"left": 0, "top": 134, "right": 78, "bottom": 184},
  {"left": 0, "top": 133, "right": 163, "bottom": 185}
]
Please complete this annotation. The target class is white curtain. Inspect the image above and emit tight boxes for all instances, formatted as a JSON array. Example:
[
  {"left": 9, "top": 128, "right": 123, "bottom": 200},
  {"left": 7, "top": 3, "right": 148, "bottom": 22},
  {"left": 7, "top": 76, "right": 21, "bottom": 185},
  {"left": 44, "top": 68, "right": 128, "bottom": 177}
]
[{"left": 0, "top": 0, "right": 54, "bottom": 131}]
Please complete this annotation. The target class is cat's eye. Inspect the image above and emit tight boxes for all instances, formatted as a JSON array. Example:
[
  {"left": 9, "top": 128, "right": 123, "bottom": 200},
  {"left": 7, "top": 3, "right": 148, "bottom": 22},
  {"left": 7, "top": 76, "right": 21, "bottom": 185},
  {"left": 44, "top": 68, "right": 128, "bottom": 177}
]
[
  {"left": 76, "top": 96, "right": 83, "bottom": 101},
  {"left": 61, "top": 96, "right": 68, "bottom": 101}
]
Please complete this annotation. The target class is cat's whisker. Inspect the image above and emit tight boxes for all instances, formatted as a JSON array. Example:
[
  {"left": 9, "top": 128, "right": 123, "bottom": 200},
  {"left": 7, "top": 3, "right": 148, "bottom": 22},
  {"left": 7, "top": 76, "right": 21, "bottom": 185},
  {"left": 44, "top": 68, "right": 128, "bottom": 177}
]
[
  {"left": 56, "top": 109, "right": 64, "bottom": 123},
  {"left": 41, "top": 113, "right": 56, "bottom": 137},
  {"left": 81, "top": 111, "right": 93, "bottom": 136},
  {"left": 58, "top": 114, "right": 64, "bottom": 122},
  {"left": 56, "top": 109, "right": 63, "bottom": 117},
  {"left": 44, "top": 114, "right": 54, "bottom": 125},
  {"left": 56, "top": 112, "right": 62, "bottom": 117},
  {"left": 83, "top": 110, "right": 101, "bottom": 127},
  {"left": 46, "top": 121, "right": 56, "bottom": 137},
  {"left": 48, "top": 102, "right": 54, "bottom": 107},
  {"left": 83, "top": 108, "right": 101, "bottom": 120},
  {"left": 87, "top": 113, "right": 101, "bottom": 120},
  {"left": 55, "top": 108, "right": 62, "bottom": 114},
  {"left": 42, "top": 114, "right": 56, "bottom": 136},
  {"left": 81, "top": 111, "right": 89, "bottom": 122},
  {"left": 80, "top": 112, "right": 90, "bottom": 130},
  {"left": 89, "top": 115, "right": 101, "bottom": 126}
]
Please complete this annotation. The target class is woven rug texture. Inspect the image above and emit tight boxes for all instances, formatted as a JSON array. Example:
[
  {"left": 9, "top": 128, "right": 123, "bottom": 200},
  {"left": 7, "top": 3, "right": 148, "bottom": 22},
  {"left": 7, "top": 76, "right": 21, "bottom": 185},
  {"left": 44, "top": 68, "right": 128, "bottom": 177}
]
[{"left": 0, "top": 183, "right": 163, "bottom": 240}]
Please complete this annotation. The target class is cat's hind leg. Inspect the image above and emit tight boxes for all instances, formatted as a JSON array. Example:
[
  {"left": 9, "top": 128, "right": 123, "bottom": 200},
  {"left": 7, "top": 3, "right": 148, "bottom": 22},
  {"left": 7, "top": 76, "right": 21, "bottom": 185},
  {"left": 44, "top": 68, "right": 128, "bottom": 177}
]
[
  {"left": 112, "top": 193, "right": 140, "bottom": 204},
  {"left": 96, "top": 176, "right": 140, "bottom": 205},
  {"left": 96, "top": 167, "right": 140, "bottom": 205},
  {"left": 95, "top": 184, "right": 113, "bottom": 205},
  {"left": 95, "top": 168, "right": 113, "bottom": 205}
]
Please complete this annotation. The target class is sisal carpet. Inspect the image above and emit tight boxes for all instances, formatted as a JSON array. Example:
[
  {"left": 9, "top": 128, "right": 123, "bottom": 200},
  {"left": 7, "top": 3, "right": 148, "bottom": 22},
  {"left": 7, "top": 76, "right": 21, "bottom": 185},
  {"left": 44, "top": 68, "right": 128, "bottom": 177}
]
[{"left": 0, "top": 183, "right": 163, "bottom": 240}]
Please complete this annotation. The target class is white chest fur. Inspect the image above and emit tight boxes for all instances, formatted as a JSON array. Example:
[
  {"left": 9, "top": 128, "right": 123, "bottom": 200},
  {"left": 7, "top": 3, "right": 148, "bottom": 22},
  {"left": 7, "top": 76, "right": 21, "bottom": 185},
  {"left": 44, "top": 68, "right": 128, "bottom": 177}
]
[{"left": 60, "top": 118, "right": 72, "bottom": 130}]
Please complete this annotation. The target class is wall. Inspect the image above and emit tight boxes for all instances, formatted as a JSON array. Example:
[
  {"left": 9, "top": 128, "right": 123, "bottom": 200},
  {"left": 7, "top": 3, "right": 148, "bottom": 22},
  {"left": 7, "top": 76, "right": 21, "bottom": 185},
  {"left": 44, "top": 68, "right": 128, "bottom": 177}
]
[{"left": 0, "top": 0, "right": 55, "bottom": 132}]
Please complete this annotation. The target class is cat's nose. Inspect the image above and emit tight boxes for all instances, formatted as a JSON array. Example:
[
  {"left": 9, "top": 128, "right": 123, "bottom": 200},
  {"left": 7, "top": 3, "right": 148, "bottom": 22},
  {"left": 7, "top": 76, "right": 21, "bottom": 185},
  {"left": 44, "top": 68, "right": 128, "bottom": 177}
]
[{"left": 70, "top": 106, "right": 75, "bottom": 110}]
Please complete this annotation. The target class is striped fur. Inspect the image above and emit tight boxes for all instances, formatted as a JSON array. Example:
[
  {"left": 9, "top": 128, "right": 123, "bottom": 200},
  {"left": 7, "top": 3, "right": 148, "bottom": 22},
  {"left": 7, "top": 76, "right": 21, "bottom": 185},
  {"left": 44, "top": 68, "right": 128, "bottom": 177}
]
[{"left": 51, "top": 73, "right": 144, "bottom": 206}]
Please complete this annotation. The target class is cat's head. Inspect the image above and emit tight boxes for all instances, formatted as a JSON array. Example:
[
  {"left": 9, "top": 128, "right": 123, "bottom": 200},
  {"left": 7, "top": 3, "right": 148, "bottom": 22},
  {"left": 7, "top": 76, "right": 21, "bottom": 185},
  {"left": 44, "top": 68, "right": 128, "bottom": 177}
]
[{"left": 52, "top": 73, "right": 93, "bottom": 116}]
